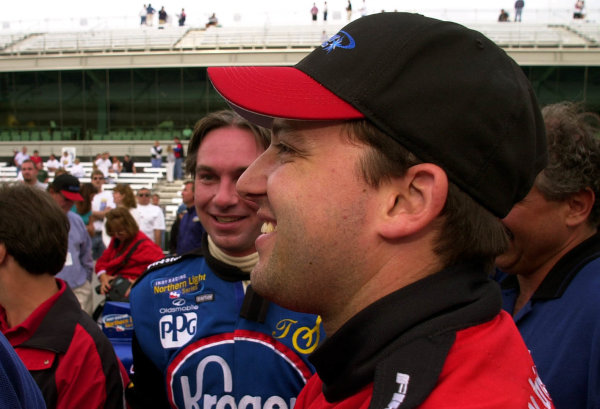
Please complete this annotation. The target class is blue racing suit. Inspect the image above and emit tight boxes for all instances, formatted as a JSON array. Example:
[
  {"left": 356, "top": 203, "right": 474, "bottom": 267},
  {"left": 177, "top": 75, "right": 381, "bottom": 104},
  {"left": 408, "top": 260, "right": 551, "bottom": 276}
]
[{"left": 130, "top": 235, "right": 323, "bottom": 409}]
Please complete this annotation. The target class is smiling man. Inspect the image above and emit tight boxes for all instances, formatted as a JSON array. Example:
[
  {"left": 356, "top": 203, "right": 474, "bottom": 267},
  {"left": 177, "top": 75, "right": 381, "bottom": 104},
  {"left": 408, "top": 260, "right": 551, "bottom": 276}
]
[
  {"left": 129, "top": 110, "right": 323, "bottom": 409},
  {"left": 209, "top": 12, "right": 554, "bottom": 409}
]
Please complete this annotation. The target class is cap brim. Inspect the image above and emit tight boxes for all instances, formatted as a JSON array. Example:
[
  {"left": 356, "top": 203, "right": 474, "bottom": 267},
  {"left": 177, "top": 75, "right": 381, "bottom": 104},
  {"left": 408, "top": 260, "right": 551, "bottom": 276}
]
[
  {"left": 62, "top": 190, "right": 83, "bottom": 201},
  {"left": 207, "top": 66, "right": 364, "bottom": 127}
]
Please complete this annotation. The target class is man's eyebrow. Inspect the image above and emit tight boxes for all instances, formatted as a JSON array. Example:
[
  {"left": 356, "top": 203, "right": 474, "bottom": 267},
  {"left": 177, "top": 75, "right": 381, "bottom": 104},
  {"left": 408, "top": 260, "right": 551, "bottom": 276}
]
[{"left": 196, "top": 165, "right": 249, "bottom": 174}]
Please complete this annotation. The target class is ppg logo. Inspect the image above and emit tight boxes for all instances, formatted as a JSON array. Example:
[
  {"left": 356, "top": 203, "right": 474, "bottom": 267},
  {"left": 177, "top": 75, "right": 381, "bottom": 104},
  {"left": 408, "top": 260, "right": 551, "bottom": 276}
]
[{"left": 160, "top": 313, "right": 197, "bottom": 348}]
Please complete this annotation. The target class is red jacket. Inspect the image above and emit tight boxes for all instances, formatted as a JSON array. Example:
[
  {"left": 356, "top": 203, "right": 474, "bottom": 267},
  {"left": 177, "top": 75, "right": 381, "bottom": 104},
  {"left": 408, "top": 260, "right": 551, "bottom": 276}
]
[
  {"left": 0, "top": 280, "right": 128, "bottom": 409},
  {"left": 294, "top": 261, "right": 554, "bottom": 409},
  {"left": 96, "top": 231, "right": 164, "bottom": 281},
  {"left": 296, "top": 313, "right": 553, "bottom": 409}
]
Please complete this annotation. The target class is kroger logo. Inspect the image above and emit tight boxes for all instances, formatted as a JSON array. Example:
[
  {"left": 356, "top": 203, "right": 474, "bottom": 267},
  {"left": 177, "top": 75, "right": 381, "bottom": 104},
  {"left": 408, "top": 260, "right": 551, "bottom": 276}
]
[{"left": 321, "top": 30, "right": 356, "bottom": 53}]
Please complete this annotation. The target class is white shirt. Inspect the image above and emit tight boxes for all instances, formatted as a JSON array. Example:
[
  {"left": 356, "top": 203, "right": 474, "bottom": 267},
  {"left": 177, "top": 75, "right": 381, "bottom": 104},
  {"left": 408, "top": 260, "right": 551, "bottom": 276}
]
[
  {"left": 46, "top": 158, "right": 60, "bottom": 170},
  {"left": 136, "top": 203, "right": 165, "bottom": 241},
  {"left": 95, "top": 158, "right": 111, "bottom": 177},
  {"left": 60, "top": 154, "right": 73, "bottom": 169},
  {"left": 14, "top": 152, "right": 29, "bottom": 166},
  {"left": 70, "top": 163, "right": 86, "bottom": 178},
  {"left": 91, "top": 190, "right": 115, "bottom": 233}
]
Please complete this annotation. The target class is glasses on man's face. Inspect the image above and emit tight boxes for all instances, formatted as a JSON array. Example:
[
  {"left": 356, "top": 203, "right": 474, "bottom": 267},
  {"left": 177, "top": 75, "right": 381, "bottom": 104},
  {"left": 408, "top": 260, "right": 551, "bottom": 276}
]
[{"left": 138, "top": 193, "right": 150, "bottom": 197}]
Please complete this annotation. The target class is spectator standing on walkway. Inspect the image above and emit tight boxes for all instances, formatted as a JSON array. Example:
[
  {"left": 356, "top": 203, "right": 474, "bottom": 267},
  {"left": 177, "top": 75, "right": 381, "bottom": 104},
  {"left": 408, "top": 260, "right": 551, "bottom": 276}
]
[
  {"left": 150, "top": 140, "right": 163, "bottom": 168},
  {"left": 496, "top": 102, "right": 600, "bottom": 409},
  {"left": 158, "top": 6, "right": 167, "bottom": 28},
  {"left": 323, "top": 1, "right": 328, "bottom": 21},
  {"left": 95, "top": 151, "right": 111, "bottom": 178},
  {"left": 178, "top": 8, "right": 186, "bottom": 26},
  {"left": 173, "top": 136, "right": 184, "bottom": 180},
  {"left": 0, "top": 184, "right": 128, "bottom": 409},
  {"left": 140, "top": 4, "right": 147, "bottom": 25},
  {"left": 146, "top": 3, "right": 156, "bottom": 26},
  {"left": 209, "top": 12, "right": 553, "bottom": 407},
  {"left": 311, "top": 3, "right": 319, "bottom": 21},
  {"left": 346, "top": 0, "right": 352, "bottom": 20},
  {"left": 514, "top": 0, "right": 524, "bottom": 21},
  {"left": 48, "top": 174, "right": 95, "bottom": 316}
]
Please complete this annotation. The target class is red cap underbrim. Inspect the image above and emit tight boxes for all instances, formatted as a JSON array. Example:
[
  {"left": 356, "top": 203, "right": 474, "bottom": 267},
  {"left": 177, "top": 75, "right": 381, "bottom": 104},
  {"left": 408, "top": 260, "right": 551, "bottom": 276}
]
[
  {"left": 62, "top": 190, "right": 83, "bottom": 201},
  {"left": 207, "top": 66, "right": 364, "bottom": 127}
]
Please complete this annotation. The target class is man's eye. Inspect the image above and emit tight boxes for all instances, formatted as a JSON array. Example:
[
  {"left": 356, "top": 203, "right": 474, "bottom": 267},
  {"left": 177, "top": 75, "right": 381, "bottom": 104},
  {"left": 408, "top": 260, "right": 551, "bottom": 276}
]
[{"left": 274, "top": 143, "right": 295, "bottom": 155}]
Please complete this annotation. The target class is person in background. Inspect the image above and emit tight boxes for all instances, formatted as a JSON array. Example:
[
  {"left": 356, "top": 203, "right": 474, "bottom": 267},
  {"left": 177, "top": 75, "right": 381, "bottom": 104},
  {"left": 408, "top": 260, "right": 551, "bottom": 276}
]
[
  {"left": 178, "top": 8, "right": 186, "bottom": 26},
  {"left": 122, "top": 154, "right": 136, "bottom": 173},
  {"left": 96, "top": 207, "right": 164, "bottom": 298},
  {"left": 0, "top": 184, "right": 128, "bottom": 409},
  {"left": 72, "top": 182, "right": 98, "bottom": 238},
  {"left": 150, "top": 141, "right": 163, "bottom": 168},
  {"left": 209, "top": 12, "right": 553, "bottom": 407},
  {"left": 90, "top": 170, "right": 115, "bottom": 259},
  {"left": 515, "top": 0, "right": 525, "bottom": 21},
  {"left": 129, "top": 110, "right": 323, "bottom": 409},
  {"left": 173, "top": 136, "right": 184, "bottom": 180},
  {"left": 29, "top": 150, "right": 43, "bottom": 169},
  {"left": 45, "top": 154, "right": 60, "bottom": 173},
  {"left": 13, "top": 146, "right": 29, "bottom": 174},
  {"left": 48, "top": 174, "right": 95, "bottom": 316},
  {"left": 70, "top": 157, "right": 86, "bottom": 178},
  {"left": 112, "top": 183, "right": 141, "bottom": 226},
  {"left": 19, "top": 159, "right": 47, "bottom": 190},
  {"left": 60, "top": 151, "right": 72, "bottom": 169},
  {"left": 166, "top": 145, "right": 175, "bottom": 183},
  {"left": 135, "top": 187, "right": 165, "bottom": 246},
  {"left": 496, "top": 101, "right": 600, "bottom": 408},
  {"left": 146, "top": 3, "right": 156, "bottom": 26},
  {"left": 140, "top": 4, "right": 147, "bottom": 25},
  {"left": 175, "top": 180, "right": 204, "bottom": 255},
  {"left": 111, "top": 156, "right": 122, "bottom": 175}
]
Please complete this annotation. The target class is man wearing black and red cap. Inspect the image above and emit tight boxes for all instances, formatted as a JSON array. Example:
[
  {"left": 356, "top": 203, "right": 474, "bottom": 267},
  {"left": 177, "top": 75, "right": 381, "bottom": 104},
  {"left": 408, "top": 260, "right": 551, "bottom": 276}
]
[
  {"left": 210, "top": 12, "right": 554, "bottom": 409},
  {"left": 48, "top": 173, "right": 95, "bottom": 315}
]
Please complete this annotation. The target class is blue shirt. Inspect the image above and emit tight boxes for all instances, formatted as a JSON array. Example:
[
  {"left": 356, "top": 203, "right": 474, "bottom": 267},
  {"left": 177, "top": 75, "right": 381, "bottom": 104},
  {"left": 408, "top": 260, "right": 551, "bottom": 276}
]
[
  {"left": 0, "top": 332, "right": 46, "bottom": 409},
  {"left": 176, "top": 206, "right": 204, "bottom": 255},
  {"left": 56, "top": 212, "right": 94, "bottom": 288},
  {"left": 499, "top": 232, "right": 600, "bottom": 409}
]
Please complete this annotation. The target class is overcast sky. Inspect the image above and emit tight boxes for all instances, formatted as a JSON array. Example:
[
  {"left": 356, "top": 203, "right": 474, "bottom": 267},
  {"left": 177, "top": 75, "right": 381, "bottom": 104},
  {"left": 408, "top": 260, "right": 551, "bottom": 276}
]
[{"left": 3, "top": 0, "right": 596, "bottom": 29}]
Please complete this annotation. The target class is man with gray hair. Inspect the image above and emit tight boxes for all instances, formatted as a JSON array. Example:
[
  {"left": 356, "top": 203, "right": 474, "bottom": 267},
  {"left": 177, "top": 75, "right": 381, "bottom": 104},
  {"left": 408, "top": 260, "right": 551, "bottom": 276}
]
[{"left": 496, "top": 101, "right": 600, "bottom": 409}]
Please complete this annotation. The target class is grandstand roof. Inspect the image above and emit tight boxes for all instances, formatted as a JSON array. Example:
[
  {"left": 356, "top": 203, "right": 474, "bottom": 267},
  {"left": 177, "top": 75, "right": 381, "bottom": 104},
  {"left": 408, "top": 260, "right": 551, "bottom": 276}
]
[{"left": 1, "top": 19, "right": 599, "bottom": 71}]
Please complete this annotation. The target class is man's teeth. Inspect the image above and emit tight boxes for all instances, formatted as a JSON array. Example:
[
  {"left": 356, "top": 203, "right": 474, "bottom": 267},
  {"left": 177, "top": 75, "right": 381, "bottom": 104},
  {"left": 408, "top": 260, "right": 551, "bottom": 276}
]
[
  {"left": 216, "top": 216, "right": 241, "bottom": 223},
  {"left": 261, "top": 222, "right": 277, "bottom": 234}
]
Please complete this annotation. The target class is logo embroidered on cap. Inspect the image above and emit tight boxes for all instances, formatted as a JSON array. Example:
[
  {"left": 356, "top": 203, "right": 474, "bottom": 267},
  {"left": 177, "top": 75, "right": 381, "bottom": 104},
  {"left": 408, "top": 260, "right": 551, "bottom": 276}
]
[{"left": 321, "top": 30, "right": 355, "bottom": 53}]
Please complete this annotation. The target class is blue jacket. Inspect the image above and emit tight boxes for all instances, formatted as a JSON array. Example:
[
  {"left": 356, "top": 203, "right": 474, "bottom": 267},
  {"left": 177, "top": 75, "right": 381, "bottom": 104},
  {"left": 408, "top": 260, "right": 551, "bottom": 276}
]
[
  {"left": 130, "top": 235, "right": 323, "bottom": 408},
  {"left": 56, "top": 211, "right": 93, "bottom": 288},
  {"left": 500, "top": 231, "right": 600, "bottom": 409}
]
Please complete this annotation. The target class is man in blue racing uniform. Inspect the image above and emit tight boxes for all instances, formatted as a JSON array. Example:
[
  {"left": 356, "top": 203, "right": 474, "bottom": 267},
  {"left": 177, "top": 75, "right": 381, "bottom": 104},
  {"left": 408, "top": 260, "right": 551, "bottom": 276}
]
[{"left": 130, "top": 110, "right": 323, "bottom": 409}]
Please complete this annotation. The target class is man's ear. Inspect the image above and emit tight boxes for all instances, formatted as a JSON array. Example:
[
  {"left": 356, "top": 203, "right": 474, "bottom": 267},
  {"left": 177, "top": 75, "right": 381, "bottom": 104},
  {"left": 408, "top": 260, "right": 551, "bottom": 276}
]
[
  {"left": 377, "top": 163, "right": 448, "bottom": 240},
  {"left": 565, "top": 188, "right": 595, "bottom": 228},
  {"left": 0, "top": 244, "right": 6, "bottom": 266}
]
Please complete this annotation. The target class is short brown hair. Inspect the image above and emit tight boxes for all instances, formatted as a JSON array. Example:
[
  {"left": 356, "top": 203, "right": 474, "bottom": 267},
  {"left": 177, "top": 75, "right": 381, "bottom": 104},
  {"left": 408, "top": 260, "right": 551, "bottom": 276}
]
[
  {"left": 185, "top": 110, "right": 270, "bottom": 177},
  {"left": 0, "top": 183, "right": 69, "bottom": 275},
  {"left": 344, "top": 120, "right": 508, "bottom": 270}
]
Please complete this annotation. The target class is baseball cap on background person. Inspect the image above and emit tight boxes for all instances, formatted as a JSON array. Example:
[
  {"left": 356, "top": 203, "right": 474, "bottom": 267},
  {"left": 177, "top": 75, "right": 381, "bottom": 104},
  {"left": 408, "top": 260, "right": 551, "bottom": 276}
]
[
  {"left": 50, "top": 174, "right": 84, "bottom": 201},
  {"left": 207, "top": 12, "right": 547, "bottom": 218}
]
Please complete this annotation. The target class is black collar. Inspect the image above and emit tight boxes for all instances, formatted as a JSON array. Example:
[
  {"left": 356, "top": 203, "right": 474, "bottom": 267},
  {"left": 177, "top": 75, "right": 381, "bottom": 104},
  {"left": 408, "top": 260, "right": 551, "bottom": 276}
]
[
  {"left": 502, "top": 231, "right": 600, "bottom": 300},
  {"left": 310, "top": 260, "right": 500, "bottom": 405}
]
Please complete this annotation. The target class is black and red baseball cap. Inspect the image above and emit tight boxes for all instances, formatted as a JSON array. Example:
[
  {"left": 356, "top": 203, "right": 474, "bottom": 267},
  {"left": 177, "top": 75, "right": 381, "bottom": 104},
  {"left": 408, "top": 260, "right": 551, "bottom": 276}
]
[
  {"left": 208, "top": 12, "right": 547, "bottom": 218},
  {"left": 50, "top": 174, "right": 83, "bottom": 201}
]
